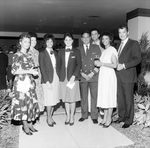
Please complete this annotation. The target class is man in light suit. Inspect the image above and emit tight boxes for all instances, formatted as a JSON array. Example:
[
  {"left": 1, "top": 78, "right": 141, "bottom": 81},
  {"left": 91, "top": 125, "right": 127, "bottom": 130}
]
[
  {"left": 78, "top": 30, "right": 101, "bottom": 124},
  {"left": 116, "top": 24, "right": 141, "bottom": 128}
]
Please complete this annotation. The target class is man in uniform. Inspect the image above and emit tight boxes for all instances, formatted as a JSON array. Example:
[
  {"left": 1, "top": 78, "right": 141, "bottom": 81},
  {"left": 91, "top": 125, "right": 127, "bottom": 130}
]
[{"left": 78, "top": 30, "right": 101, "bottom": 124}]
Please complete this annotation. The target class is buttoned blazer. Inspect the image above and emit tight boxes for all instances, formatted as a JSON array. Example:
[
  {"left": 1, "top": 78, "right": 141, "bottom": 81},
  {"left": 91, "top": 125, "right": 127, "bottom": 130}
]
[
  {"left": 78, "top": 44, "right": 101, "bottom": 82},
  {"left": 116, "top": 39, "right": 141, "bottom": 83},
  {"left": 57, "top": 48, "right": 81, "bottom": 82},
  {"left": 39, "top": 48, "right": 58, "bottom": 84}
]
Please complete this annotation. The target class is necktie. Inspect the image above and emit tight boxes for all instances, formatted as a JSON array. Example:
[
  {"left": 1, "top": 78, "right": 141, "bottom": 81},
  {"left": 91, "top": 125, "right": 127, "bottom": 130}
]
[
  {"left": 85, "top": 45, "right": 88, "bottom": 54},
  {"left": 118, "top": 42, "right": 123, "bottom": 57},
  {"left": 66, "top": 48, "right": 71, "bottom": 52}
]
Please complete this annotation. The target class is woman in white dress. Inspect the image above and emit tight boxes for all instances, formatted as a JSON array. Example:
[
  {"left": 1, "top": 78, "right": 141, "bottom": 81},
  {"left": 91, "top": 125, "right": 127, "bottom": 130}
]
[
  {"left": 95, "top": 32, "right": 118, "bottom": 128},
  {"left": 39, "top": 34, "right": 59, "bottom": 127}
]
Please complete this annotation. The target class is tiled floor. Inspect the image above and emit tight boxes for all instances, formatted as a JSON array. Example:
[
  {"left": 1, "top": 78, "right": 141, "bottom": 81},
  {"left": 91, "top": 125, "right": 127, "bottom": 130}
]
[{"left": 19, "top": 109, "right": 134, "bottom": 148}]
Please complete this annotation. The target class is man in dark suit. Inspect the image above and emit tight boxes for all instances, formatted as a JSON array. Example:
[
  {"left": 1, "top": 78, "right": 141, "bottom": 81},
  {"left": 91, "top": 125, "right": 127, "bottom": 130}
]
[
  {"left": 116, "top": 24, "right": 141, "bottom": 128},
  {"left": 0, "top": 47, "right": 8, "bottom": 90},
  {"left": 78, "top": 30, "right": 101, "bottom": 124}
]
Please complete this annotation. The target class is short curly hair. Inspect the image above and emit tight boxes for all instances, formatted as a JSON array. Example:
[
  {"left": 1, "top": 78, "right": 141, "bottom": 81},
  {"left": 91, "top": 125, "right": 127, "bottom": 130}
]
[
  {"left": 101, "top": 31, "right": 114, "bottom": 43},
  {"left": 42, "top": 33, "right": 55, "bottom": 48},
  {"left": 28, "top": 32, "right": 37, "bottom": 39},
  {"left": 17, "top": 32, "right": 31, "bottom": 51}
]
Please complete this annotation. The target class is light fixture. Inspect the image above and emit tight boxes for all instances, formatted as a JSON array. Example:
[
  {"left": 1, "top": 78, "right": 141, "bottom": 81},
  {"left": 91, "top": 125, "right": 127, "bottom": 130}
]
[{"left": 87, "top": 16, "right": 100, "bottom": 20}]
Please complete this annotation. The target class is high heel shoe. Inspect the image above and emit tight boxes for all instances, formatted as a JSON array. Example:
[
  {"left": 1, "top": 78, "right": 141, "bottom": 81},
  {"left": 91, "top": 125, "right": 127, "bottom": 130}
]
[
  {"left": 69, "top": 122, "right": 74, "bottom": 126},
  {"left": 22, "top": 127, "right": 33, "bottom": 135},
  {"left": 29, "top": 128, "right": 38, "bottom": 132},
  {"left": 99, "top": 123, "right": 104, "bottom": 126},
  {"left": 52, "top": 121, "right": 56, "bottom": 125},
  {"left": 47, "top": 123, "right": 54, "bottom": 127},
  {"left": 46, "top": 120, "right": 54, "bottom": 127},
  {"left": 102, "top": 122, "right": 111, "bottom": 128},
  {"left": 65, "top": 121, "right": 69, "bottom": 125}
]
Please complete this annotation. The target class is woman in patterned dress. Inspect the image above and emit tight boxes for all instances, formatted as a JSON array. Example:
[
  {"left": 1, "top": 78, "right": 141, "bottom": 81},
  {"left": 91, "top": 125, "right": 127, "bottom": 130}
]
[
  {"left": 11, "top": 33, "right": 40, "bottom": 135},
  {"left": 39, "top": 34, "right": 59, "bottom": 127},
  {"left": 28, "top": 32, "right": 44, "bottom": 112}
]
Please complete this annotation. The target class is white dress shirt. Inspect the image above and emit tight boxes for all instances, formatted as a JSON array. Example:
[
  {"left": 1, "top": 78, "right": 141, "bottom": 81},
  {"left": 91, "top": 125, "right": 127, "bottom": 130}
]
[
  {"left": 83, "top": 44, "right": 90, "bottom": 54},
  {"left": 65, "top": 46, "right": 72, "bottom": 68}
]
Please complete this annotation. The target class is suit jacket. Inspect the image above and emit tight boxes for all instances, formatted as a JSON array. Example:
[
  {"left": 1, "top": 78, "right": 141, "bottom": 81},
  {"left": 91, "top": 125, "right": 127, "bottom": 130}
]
[
  {"left": 78, "top": 44, "right": 101, "bottom": 82},
  {"left": 57, "top": 48, "right": 81, "bottom": 82},
  {"left": 0, "top": 53, "right": 8, "bottom": 74},
  {"left": 116, "top": 38, "right": 141, "bottom": 83},
  {"left": 39, "top": 49, "right": 58, "bottom": 84}
]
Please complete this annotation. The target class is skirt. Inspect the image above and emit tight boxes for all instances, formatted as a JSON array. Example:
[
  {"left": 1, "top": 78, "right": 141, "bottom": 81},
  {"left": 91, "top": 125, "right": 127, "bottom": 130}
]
[
  {"left": 59, "top": 77, "right": 80, "bottom": 103},
  {"left": 42, "top": 68, "right": 60, "bottom": 106}
]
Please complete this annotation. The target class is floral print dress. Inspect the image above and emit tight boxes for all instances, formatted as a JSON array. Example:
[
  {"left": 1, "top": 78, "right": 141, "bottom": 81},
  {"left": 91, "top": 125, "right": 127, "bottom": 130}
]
[{"left": 11, "top": 52, "right": 40, "bottom": 121}]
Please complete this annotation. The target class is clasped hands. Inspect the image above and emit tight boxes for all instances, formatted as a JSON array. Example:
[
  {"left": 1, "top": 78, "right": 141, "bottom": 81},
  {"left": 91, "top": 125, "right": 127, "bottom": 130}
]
[
  {"left": 94, "top": 60, "right": 102, "bottom": 67},
  {"left": 117, "top": 63, "right": 124, "bottom": 71},
  {"left": 81, "top": 67, "right": 98, "bottom": 81}
]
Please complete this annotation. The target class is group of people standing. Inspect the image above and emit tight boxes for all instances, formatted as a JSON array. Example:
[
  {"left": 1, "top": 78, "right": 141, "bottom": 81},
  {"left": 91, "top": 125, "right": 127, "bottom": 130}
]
[{"left": 10, "top": 24, "right": 141, "bottom": 136}]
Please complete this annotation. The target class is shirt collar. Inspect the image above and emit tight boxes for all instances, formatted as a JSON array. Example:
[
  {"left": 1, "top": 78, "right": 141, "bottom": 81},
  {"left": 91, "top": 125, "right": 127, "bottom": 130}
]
[
  {"left": 122, "top": 37, "right": 129, "bottom": 45},
  {"left": 83, "top": 44, "right": 90, "bottom": 48},
  {"left": 46, "top": 48, "right": 54, "bottom": 54},
  {"left": 65, "top": 46, "right": 72, "bottom": 50}
]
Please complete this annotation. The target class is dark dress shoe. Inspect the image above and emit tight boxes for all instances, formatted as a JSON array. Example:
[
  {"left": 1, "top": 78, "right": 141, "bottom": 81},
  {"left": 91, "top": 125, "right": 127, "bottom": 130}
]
[
  {"left": 122, "top": 123, "right": 130, "bottom": 128},
  {"left": 65, "top": 121, "right": 69, "bottom": 125},
  {"left": 78, "top": 117, "right": 87, "bottom": 122},
  {"left": 22, "top": 127, "right": 33, "bottom": 135},
  {"left": 92, "top": 119, "right": 98, "bottom": 124}
]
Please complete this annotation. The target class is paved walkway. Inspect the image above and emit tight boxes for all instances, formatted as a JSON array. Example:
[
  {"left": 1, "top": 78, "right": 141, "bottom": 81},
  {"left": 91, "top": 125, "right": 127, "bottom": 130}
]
[{"left": 19, "top": 112, "right": 134, "bottom": 148}]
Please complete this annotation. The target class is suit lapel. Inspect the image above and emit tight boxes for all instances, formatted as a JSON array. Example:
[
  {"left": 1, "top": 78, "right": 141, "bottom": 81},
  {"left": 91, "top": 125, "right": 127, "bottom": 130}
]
[
  {"left": 61, "top": 48, "right": 65, "bottom": 68},
  {"left": 120, "top": 39, "right": 131, "bottom": 56},
  {"left": 45, "top": 49, "right": 53, "bottom": 68},
  {"left": 67, "top": 48, "right": 74, "bottom": 68},
  {"left": 87, "top": 44, "right": 92, "bottom": 58},
  {"left": 81, "top": 45, "right": 86, "bottom": 57}
]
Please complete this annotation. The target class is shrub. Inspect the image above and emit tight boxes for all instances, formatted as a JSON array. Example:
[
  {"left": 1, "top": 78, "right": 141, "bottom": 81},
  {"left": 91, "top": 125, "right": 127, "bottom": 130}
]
[
  {"left": 134, "top": 93, "right": 150, "bottom": 129},
  {"left": 0, "top": 90, "right": 11, "bottom": 130},
  {"left": 134, "top": 32, "right": 150, "bottom": 129}
]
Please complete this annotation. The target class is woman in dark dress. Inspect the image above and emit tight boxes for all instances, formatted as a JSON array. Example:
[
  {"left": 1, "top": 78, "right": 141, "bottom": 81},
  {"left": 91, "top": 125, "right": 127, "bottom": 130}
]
[
  {"left": 58, "top": 33, "right": 81, "bottom": 125},
  {"left": 11, "top": 33, "right": 40, "bottom": 135}
]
